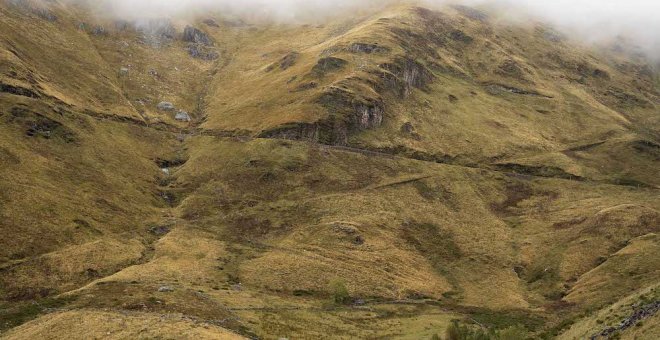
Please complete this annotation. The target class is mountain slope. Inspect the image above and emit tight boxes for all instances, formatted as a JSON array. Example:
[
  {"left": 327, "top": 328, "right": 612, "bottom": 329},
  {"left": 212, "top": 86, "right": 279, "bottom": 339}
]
[{"left": 1, "top": 1, "right": 659, "bottom": 339}]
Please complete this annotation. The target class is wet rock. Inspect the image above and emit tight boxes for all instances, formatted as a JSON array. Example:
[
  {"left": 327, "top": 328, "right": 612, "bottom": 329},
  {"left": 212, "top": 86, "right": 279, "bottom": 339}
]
[
  {"left": 175, "top": 110, "right": 191, "bottom": 122},
  {"left": 182, "top": 26, "right": 212, "bottom": 46},
  {"left": 157, "top": 102, "right": 175, "bottom": 111}
]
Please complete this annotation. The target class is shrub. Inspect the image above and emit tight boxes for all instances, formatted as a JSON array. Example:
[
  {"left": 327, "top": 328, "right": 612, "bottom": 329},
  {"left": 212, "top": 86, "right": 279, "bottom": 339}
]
[{"left": 328, "top": 279, "right": 350, "bottom": 305}]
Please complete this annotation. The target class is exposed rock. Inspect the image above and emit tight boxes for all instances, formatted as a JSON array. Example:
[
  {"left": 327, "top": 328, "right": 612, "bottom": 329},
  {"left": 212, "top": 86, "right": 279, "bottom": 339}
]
[
  {"left": 293, "top": 82, "right": 318, "bottom": 92},
  {"left": 203, "top": 19, "right": 220, "bottom": 27},
  {"left": 118, "top": 67, "right": 129, "bottom": 76},
  {"left": 182, "top": 26, "right": 212, "bottom": 46},
  {"left": 187, "top": 44, "right": 219, "bottom": 60},
  {"left": 114, "top": 20, "right": 131, "bottom": 31},
  {"left": 452, "top": 5, "right": 488, "bottom": 21},
  {"left": 312, "top": 57, "right": 348, "bottom": 76},
  {"left": 157, "top": 102, "right": 175, "bottom": 111},
  {"left": 267, "top": 52, "right": 299, "bottom": 72},
  {"left": 378, "top": 57, "right": 434, "bottom": 97},
  {"left": 484, "top": 83, "right": 552, "bottom": 98},
  {"left": 497, "top": 59, "right": 525, "bottom": 79},
  {"left": 538, "top": 27, "right": 565, "bottom": 43},
  {"left": 134, "top": 18, "right": 176, "bottom": 47},
  {"left": 8, "top": 107, "right": 77, "bottom": 143},
  {"left": 9, "top": 1, "right": 58, "bottom": 21},
  {"left": 149, "top": 225, "right": 171, "bottom": 236},
  {"left": 347, "top": 42, "right": 390, "bottom": 54},
  {"left": 449, "top": 30, "right": 473, "bottom": 43},
  {"left": 33, "top": 7, "right": 56, "bottom": 22},
  {"left": 174, "top": 110, "right": 191, "bottom": 122},
  {"left": 92, "top": 26, "right": 106, "bottom": 36},
  {"left": 1, "top": 83, "right": 39, "bottom": 98},
  {"left": 401, "top": 122, "right": 415, "bottom": 134},
  {"left": 591, "top": 301, "right": 660, "bottom": 339},
  {"left": 158, "top": 286, "right": 174, "bottom": 292}
]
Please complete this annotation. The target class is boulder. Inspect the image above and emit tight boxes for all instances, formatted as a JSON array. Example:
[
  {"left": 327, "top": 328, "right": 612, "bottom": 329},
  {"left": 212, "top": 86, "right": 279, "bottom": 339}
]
[
  {"left": 157, "top": 102, "right": 175, "bottom": 111},
  {"left": 175, "top": 110, "right": 191, "bottom": 122},
  {"left": 158, "top": 286, "right": 174, "bottom": 292}
]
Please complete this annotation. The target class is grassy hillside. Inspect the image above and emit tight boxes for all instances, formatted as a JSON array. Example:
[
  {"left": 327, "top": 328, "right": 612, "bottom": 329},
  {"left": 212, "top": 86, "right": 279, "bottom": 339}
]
[{"left": 1, "top": 1, "right": 658, "bottom": 339}]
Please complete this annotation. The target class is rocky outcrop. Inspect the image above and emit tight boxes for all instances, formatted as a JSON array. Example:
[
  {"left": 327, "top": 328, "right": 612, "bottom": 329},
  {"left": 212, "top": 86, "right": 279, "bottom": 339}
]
[
  {"left": 312, "top": 57, "right": 348, "bottom": 76},
  {"left": 6, "top": 107, "right": 77, "bottom": 143},
  {"left": 260, "top": 85, "right": 384, "bottom": 145},
  {"left": 347, "top": 43, "right": 390, "bottom": 54},
  {"left": 134, "top": 19, "right": 176, "bottom": 47},
  {"left": 484, "top": 83, "right": 552, "bottom": 98},
  {"left": 266, "top": 52, "right": 299, "bottom": 72},
  {"left": 8, "top": 0, "right": 57, "bottom": 21},
  {"left": 591, "top": 301, "right": 660, "bottom": 339},
  {"left": 187, "top": 44, "right": 219, "bottom": 60},
  {"left": 1, "top": 83, "right": 40, "bottom": 98},
  {"left": 175, "top": 110, "right": 191, "bottom": 122},
  {"left": 449, "top": 30, "right": 473, "bottom": 43},
  {"left": 377, "top": 57, "right": 434, "bottom": 97},
  {"left": 182, "top": 26, "right": 212, "bottom": 46}
]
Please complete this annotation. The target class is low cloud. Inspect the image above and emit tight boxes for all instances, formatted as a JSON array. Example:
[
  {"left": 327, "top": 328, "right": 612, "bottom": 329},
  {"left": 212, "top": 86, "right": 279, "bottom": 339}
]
[{"left": 81, "top": 0, "right": 660, "bottom": 60}]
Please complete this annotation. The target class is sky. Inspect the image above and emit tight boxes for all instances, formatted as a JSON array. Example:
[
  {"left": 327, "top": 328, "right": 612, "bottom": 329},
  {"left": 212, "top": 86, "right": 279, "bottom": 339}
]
[{"left": 88, "top": 0, "right": 660, "bottom": 58}]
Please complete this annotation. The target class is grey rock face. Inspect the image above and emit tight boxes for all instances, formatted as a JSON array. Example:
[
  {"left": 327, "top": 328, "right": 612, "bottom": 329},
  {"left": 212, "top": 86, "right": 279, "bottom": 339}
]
[
  {"left": 157, "top": 102, "right": 175, "bottom": 111},
  {"left": 182, "top": 26, "right": 212, "bottom": 46},
  {"left": 174, "top": 110, "right": 191, "bottom": 122},
  {"left": 118, "top": 67, "right": 129, "bottom": 76}
]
